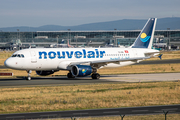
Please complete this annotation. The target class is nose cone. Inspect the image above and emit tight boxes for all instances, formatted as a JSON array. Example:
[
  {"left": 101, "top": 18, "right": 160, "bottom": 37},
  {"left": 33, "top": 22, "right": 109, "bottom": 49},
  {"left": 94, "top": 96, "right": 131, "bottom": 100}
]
[
  {"left": 4, "top": 59, "right": 10, "bottom": 68},
  {"left": 4, "top": 58, "right": 15, "bottom": 69}
]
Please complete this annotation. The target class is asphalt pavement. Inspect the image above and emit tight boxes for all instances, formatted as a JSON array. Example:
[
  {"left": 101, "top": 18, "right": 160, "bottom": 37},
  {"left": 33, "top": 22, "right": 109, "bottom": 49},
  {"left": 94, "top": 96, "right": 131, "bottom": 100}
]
[
  {"left": 0, "top": 73, "right": 180, "bottom": 87},
  {"left": 0, "top": 104, "right": 179, "bottom": 120}
]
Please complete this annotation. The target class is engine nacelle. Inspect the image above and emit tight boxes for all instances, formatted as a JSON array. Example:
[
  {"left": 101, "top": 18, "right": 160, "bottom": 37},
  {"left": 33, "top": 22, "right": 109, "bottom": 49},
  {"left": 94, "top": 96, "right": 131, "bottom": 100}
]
[
  {"left": 36, "top": 70, "right": 57, "bottom": 76},
  {"left": 71, "top": 65, "right": 92, "bottom": 77}
]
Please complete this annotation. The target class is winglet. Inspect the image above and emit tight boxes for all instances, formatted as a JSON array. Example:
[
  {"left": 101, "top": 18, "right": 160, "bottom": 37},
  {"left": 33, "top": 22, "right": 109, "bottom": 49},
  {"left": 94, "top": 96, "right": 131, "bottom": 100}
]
[{"left": 158, "top": 54, "right": 163, "bottom": 60}]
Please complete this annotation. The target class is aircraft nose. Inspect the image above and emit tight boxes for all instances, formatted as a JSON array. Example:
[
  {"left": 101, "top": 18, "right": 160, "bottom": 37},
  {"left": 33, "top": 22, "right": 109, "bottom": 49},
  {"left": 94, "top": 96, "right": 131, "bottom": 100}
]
[
  {"left": 4, "top": 58, "right": 14, "bottom": 68},
  {"left": 4, "top": 59, "right": 10, "bottom": 68}
]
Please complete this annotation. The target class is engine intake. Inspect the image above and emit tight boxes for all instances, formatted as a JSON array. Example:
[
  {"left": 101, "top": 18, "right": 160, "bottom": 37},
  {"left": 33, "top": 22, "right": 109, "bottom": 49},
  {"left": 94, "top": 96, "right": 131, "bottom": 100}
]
[
  {"left": 36, "top": 70, "right": 57, "bottom": 76},
  {"left": 71, "top": 65, "right": 92, "bottom": 77}
]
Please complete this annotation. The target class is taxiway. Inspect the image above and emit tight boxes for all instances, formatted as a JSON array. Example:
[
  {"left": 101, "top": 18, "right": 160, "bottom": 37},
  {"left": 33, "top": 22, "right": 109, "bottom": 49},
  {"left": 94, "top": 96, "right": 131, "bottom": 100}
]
[
  {"left": 0, "top": 104, "right": 179, "bottom": 120},
  {"left": 0, "top": 73, "right": 179, "bottom": 87}
]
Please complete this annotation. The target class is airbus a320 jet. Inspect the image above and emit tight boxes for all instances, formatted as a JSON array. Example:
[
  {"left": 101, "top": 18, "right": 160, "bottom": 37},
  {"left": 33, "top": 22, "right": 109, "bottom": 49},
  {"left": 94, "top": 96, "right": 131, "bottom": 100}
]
[{"left": 4, "top": 18, "right": 159, "bottom": 80}]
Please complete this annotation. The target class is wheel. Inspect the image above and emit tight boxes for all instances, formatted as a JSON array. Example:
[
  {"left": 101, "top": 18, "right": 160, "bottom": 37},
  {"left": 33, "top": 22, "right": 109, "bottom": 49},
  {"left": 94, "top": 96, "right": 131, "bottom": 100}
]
[
  {"left": 26, "top": 70, "right": 32, "bottom": 81},
  {"left": 95, "top": 73, "right": 100, "bottom": 79},
  {"left": 26, "top": 76, "right": 31, "bottom": 81},
  {"left": 67, "top": 73, "right": 75, "bottom": 78},
  {"left": 91, "top": 74, "right": 95, "bottom": 79},
  {"left": 91, "top": 73, "right": 100, "bottom": 79}
]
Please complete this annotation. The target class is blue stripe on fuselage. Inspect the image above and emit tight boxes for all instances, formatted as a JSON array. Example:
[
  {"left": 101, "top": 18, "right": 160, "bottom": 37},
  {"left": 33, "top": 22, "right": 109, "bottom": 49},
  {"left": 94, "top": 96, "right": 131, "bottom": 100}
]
[{"left": 39, "top": 49, "right": 106, "bottom": 59}]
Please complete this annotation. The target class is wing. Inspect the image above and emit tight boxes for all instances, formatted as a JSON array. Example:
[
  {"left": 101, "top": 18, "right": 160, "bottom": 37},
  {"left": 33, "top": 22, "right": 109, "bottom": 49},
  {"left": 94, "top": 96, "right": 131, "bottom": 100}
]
[{"left": 69, "top": 57, "right": 150, "bottom": 69}]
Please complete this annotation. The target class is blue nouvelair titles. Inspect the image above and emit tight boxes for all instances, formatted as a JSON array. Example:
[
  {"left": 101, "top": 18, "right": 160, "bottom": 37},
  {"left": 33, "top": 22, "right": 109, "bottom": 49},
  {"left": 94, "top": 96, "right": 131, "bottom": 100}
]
[{"left": 39, "top": 49, "right": 106, "bottom": 59}]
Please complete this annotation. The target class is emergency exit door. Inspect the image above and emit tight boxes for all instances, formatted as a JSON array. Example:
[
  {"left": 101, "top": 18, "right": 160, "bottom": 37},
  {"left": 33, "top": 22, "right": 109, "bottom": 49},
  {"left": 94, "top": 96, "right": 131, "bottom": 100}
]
[{"left": 30, "top": 51, "right": 37, "bottom": 63}]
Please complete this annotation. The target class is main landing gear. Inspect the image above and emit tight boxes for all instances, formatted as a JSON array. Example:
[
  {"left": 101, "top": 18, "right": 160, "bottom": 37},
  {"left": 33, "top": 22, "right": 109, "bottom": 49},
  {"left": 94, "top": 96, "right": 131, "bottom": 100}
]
[
  {"left": 91, "top": 73, "right": 100, "bottom": 79},
  {"left": 67, "top": 72, "right": 75, "bottom": 78},
  {"left": 26, "top": 70, "right": 32, "bottom": 80},
  {"left": 67, "top": 71, "right": 100, "bottom": 79},
  {"left": 91, "top": 68, "right": 100, "bottom": 79},
  {"left": 67, "top": 68, "right": 100, "bottom": 79}
]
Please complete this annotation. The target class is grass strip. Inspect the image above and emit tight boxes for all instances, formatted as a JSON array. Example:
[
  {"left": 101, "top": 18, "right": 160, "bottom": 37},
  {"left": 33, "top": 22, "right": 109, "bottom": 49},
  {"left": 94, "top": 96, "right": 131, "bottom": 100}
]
[{"left": 0, "top": 81, "right": 179, "bottom": 114}]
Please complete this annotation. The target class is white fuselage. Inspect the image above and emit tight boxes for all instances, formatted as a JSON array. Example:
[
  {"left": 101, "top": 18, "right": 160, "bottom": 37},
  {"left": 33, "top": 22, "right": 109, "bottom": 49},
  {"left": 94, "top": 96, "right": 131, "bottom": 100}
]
[{"left": 4, "top": 48, "right": 158, "bottom": 71}]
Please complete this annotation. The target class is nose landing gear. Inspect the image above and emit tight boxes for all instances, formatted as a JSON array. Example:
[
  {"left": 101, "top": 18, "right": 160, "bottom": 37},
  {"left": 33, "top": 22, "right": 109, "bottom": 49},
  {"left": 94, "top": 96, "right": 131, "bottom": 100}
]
[{"left": 26, "top": 70, "right": 32, "bottom": 80}]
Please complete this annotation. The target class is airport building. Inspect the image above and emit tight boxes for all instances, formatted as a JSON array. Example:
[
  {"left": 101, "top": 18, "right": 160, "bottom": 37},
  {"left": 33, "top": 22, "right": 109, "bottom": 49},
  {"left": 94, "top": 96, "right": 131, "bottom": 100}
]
[{"left": 0, "top": 30, "right": 180, "bottom": 50}]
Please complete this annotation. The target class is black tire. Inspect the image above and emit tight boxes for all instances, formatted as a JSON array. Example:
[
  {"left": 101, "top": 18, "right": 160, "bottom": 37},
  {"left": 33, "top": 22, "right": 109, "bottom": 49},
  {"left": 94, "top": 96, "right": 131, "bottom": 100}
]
[
  {"left": 91, "top": 74, "right": 95, "bottom": 79},
  {"left": 91, "top": 73, "right": 100, "bottom": 79},
  {"left": 26, "top": 76, "right": 31, "bottom": 81},
  {"left": 67, "top": 73, "right": 75, "bottom": 78},
  {"left": 95, "top": 73, "right": 100, "bottom": 79}
]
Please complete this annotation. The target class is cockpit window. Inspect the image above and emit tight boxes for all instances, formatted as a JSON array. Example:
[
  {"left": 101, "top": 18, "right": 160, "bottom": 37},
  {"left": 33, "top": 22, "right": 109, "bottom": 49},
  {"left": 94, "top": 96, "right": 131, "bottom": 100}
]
[
  {"left": 21, "top": 54, "right": 24, "bottom": 58},
  {"left": 11, "top": 54, "right": 25, "bottom": 58},
  {"left": 12, "top": 54, "right": 17, "bottom": 57}
]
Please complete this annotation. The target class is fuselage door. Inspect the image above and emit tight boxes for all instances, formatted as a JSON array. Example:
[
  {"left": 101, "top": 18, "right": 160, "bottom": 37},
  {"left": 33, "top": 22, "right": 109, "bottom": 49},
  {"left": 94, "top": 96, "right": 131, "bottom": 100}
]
[{"left": 30, "top": 51, "right": 37, "bottom": 63}]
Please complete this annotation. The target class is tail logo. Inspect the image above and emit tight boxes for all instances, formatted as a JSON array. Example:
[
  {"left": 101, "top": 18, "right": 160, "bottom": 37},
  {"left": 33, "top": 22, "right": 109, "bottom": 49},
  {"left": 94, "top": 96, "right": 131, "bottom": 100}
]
[{"left": 140, "top": 33, "right": 151, "bottom": 42}]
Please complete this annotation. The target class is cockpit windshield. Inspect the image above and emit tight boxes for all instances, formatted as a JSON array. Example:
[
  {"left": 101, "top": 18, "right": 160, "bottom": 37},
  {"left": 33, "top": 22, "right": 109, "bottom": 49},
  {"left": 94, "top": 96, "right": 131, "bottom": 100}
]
[{"left": 11, "top": 54, "right": 25, "bottom": 58}]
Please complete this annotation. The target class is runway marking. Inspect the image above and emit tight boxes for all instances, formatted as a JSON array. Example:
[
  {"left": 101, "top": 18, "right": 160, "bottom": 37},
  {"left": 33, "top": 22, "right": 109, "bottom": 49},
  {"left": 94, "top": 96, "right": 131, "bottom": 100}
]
[
  {"left": 73, "top": 113, "right": 88, "bottom": 115},
  {"left": 40, "top": 114, "right": 57, "bottom": 116},
  {"left": 6, "top": 116, "right": 24, "bottom": 118},
  {"left": 155, "top": 111, "right": 163, "bottom": 113},
  {"left": 103, "top": 111, "right": 119, "bottom": 113},
  {"left": 132, "top": 110, "right": 149, "bottom": 112}
]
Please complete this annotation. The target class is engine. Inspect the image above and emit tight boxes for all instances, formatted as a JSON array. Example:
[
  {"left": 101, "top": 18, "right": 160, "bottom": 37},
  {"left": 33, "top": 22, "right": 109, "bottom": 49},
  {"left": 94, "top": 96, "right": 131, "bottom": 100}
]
[
  {"left": 71, "top": 65, "right": 92, "bottom": 77},
  {"left": 36, "top": 70, "right": 58, "bottom": 76}
]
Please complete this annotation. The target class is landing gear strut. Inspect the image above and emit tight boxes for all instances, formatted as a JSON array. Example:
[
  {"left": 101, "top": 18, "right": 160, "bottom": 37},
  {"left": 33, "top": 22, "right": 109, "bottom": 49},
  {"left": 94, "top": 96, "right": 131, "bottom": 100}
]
[
  {"left": 67, "top": 72, "right": 75, "bottom": 78},
  {"left": 26, "top": 70, "right": 32, "bottom": 80}
]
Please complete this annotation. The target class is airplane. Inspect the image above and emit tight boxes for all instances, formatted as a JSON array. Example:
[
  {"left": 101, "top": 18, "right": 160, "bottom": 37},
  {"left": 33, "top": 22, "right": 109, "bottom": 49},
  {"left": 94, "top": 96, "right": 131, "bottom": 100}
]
[
  {"left": 50, "top": 39, "right": 73, "bottom": 48},
  {"left": 4, "top": 18, "right": 159, "bottom": 80}
]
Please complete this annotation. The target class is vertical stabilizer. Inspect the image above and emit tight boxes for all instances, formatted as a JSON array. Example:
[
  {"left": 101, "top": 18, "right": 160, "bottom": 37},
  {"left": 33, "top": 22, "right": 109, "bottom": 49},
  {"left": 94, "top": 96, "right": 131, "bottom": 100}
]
[{"left": 131, "top": 18, "right": 157, "bottom": 49}]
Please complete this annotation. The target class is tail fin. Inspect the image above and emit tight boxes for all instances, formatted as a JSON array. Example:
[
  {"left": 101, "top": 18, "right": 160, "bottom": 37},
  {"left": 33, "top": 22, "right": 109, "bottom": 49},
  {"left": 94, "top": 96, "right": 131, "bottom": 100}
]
[
  {"left": 131, "top": 18, "right": 157, "bottom": 49},
  {"left": 61, "top": 39, "right": 65, "bottom": 44}
]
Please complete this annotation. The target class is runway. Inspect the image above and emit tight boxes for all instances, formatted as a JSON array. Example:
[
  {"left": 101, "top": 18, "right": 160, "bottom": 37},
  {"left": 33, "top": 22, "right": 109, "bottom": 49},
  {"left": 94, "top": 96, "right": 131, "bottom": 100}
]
[
  {"left": 0, "top": 104, "right": 179, "bottom": 120},
  {"left": 0, "top": 73, "right": 179, "bottom": 87}
]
